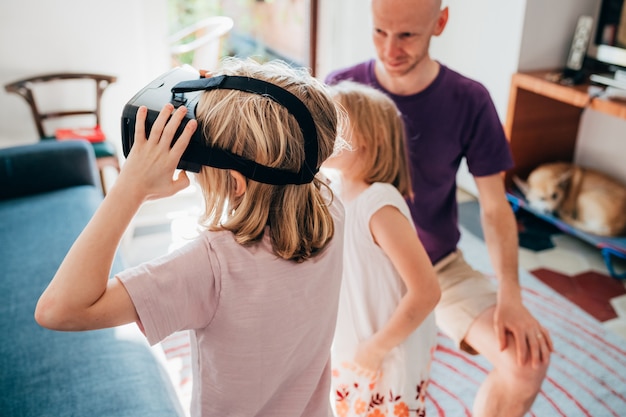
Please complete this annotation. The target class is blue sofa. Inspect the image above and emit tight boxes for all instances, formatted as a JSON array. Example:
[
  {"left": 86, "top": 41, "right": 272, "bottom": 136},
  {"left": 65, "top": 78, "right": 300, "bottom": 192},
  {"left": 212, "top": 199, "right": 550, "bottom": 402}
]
[{"left": 0, "top": 140, "right": 184, "bottom": 417}]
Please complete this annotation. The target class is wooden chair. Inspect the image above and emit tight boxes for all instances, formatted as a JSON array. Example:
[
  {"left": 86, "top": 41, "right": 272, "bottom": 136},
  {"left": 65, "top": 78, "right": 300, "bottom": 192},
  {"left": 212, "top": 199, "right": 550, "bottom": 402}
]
[
  {"left": 169, "top": 16, "right": 234, "bottom": 71},
  {"left": 4, "top": 73, "right": 121, "bottom": 192}
]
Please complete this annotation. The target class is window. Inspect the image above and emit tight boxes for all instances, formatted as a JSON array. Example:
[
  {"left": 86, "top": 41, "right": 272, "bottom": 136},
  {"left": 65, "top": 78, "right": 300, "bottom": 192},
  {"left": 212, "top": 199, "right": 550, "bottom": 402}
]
[{"left": 168, "top": 0, "right": 317, "bottom": 74}]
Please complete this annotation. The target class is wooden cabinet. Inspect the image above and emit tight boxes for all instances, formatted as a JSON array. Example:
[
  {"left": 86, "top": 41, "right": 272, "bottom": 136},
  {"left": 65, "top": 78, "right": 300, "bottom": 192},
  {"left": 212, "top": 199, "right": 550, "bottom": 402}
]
[
  {"left": 503, "top": 70, "right": 626, "bottom": 188},
  {"left": 503, "top": 70, "right": 626, "bottom": 279}
]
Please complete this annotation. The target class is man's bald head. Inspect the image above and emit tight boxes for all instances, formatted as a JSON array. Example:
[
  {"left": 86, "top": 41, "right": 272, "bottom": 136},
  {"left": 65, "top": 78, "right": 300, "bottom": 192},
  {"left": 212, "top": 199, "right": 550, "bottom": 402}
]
[{"left": 372, "top": 0, "right": 442, "bottom": 19}]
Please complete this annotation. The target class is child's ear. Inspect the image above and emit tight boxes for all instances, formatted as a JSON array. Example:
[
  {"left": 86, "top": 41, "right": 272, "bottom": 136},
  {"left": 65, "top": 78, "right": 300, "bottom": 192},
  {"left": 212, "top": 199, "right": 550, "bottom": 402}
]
[{"left": 230, "top": 171, "right": 247, "bottom": 197}]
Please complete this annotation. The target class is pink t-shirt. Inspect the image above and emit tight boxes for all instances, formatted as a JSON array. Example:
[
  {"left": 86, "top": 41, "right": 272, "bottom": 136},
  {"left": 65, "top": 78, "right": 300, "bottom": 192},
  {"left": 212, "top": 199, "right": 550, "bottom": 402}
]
[{"left": 117, "top": 197, "right": 344, "bottom": 417}]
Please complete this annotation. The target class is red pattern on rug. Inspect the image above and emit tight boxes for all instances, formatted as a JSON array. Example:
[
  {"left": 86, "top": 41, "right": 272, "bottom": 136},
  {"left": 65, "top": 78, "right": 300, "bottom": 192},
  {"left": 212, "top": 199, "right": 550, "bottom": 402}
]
[{"left": 530, "top": 268, "right": 626, "bottom": 322}]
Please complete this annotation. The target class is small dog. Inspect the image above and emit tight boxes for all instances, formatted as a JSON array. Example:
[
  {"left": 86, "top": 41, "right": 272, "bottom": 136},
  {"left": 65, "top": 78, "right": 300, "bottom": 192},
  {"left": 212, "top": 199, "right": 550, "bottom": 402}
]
[{"left": 514, "top": 162, "right": 626, "bottom": 237}]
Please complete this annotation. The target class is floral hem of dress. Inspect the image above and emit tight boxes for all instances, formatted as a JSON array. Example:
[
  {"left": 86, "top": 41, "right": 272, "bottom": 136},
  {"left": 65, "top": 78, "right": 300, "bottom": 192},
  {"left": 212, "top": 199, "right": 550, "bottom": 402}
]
[{"left": 332, "top": 361, "right": 428, "bottom": 417}]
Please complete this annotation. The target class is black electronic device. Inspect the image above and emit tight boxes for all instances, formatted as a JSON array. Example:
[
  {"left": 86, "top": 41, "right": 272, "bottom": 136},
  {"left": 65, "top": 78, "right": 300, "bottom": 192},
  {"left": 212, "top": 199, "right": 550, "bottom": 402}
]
[
  {"left": 587, "top": 0, "right": 626, "bottom": 88},
  {"left": 121, "top": 67, "right": 319, "bottom": 185},
  {"left": 562, "top": 15, "right": 594, "bottom": 84}
]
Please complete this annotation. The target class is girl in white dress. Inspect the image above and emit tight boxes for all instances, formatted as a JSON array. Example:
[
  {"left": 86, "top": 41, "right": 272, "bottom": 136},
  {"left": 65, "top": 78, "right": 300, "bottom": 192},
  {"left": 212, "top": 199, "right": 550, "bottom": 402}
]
[{"left": 324, "top": 81, "right": 441, "bottom": 417}]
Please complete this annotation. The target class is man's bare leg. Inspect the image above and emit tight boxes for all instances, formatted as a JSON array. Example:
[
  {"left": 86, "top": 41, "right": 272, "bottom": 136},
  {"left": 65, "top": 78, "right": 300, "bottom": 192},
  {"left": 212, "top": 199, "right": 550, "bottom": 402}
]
[{"left": 464, "top": 306, "right": 550, "bottom": 417}]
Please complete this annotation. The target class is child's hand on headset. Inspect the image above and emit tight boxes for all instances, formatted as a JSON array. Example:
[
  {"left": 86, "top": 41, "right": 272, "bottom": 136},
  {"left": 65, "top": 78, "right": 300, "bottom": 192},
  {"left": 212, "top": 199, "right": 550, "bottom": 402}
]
[{"left": 118, "top": 103, "right": 197, "bottom": 203}]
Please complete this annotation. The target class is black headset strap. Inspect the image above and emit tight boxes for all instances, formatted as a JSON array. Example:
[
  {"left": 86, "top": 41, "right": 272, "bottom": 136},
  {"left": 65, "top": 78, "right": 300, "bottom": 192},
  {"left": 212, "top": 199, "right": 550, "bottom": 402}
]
[{"left": 171, "top": 75, "right": 319, "bottom": 185}]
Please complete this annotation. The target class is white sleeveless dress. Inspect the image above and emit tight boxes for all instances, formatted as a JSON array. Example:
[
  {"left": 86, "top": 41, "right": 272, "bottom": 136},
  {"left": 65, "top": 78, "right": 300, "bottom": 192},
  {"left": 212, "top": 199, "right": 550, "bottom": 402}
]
[{"left": 331, "top": 182, "right": 437, "bottom": 417}]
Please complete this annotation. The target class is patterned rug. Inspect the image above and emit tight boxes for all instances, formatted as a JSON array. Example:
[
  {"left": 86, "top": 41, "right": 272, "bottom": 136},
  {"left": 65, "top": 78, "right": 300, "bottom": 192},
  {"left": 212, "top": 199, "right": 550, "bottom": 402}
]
[
  {"left": 424, "top": 228, "right": 626, "bottom": 416},
  {"left": 531, "top": 268, "right": 626, "bottom": 322}
]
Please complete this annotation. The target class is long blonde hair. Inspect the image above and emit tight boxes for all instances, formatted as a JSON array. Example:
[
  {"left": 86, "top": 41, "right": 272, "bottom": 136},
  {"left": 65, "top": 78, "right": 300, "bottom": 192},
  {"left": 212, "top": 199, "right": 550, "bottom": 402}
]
[
  {"left": 330, "top": 80, "right": 413, "bottom": 199},
  {"left": 194, "top": 58, "right": 341, "bottom": 262}
]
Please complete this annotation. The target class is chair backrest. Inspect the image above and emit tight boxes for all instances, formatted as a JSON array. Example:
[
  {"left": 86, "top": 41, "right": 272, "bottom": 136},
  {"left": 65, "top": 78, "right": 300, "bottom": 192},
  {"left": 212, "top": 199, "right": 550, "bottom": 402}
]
[
  {"left": 4, "top": 73, "right": 117, "bottom": 139},
  {"left": 169, "top": 16, "right": 234, "bottom": 71}
]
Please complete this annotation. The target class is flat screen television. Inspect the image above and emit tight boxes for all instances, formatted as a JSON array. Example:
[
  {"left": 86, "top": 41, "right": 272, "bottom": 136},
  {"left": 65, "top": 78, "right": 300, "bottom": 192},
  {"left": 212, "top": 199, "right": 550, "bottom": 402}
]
[{"left": 587, "top": 0, "right": 626, "bottom": 89}]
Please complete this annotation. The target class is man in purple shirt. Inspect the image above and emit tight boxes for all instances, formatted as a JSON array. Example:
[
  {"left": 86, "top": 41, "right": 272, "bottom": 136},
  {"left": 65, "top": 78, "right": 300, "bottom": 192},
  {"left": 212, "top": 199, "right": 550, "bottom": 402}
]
[{"left": 325, "top": 0, "right": 553, "bottom": 416}]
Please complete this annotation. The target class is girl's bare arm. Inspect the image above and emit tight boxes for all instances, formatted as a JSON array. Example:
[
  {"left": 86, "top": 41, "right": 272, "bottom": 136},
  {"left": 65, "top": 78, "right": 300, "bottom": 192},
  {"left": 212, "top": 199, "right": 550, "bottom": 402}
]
[{"left": 355, "top": 205, "right": 441, "bottom": 371}]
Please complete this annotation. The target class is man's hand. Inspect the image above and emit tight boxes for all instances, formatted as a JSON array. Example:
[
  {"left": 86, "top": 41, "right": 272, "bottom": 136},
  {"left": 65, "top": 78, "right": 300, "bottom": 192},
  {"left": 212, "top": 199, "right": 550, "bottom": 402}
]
[{"left": 494, "top": 299, "right": 554, "bottom": 368}]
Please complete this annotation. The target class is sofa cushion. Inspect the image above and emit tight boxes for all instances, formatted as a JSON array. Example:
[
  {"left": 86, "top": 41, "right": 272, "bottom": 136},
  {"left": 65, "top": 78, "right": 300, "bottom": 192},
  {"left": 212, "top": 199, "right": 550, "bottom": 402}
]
[
  {"left": 0, "top": 140, "right": 101, "bottom": 200},
  {"left": 0, "top": 186, "right": 183, "bottom": 416}
]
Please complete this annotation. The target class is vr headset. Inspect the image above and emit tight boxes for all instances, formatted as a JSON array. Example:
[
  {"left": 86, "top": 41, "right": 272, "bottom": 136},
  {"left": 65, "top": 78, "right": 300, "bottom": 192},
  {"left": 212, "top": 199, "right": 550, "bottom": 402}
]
[{"left": 121, "top": 67, "right": 319, "bottom": 185}]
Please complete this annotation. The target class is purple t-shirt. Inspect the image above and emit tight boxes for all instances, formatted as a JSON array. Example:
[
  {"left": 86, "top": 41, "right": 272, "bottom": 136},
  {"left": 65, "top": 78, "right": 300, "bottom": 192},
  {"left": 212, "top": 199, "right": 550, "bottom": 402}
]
[{"left": 325, "top": 60, "right": 513, "bottom": 264}]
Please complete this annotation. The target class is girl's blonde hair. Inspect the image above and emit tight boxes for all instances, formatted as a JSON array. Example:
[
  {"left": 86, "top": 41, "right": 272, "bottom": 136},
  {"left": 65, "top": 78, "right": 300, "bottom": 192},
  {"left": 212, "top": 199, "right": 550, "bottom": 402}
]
[
  {"left": 330, "top": 80, "right": 413, "bottom": 199},
  {"left": 194, "top": 58, "right": 341, "bottom": 262}
]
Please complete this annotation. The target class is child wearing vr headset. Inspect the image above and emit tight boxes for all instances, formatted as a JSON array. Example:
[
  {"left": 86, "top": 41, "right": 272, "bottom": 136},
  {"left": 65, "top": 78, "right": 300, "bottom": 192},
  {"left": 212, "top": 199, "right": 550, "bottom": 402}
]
[{"left": 36, "top": 58, "right": 345, "bottom": 417}]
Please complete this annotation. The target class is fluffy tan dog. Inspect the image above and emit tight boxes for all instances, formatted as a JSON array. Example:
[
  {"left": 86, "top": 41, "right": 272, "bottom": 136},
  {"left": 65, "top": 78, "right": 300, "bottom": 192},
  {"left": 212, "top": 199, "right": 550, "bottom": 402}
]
[{"left": 514, "top": 162, "right": 626, "bottom": 237}]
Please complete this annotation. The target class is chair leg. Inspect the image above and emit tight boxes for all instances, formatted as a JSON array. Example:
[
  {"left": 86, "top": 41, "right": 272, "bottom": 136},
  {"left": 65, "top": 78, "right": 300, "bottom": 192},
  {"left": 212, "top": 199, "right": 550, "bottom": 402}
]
[{"left": 96, "top": 156, "right": 121, "bottom": 194}]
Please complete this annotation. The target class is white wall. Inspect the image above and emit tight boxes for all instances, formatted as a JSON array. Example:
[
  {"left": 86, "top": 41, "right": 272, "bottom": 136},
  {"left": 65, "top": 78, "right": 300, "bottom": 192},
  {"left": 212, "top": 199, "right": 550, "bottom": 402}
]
[
  {"left": 0, "top": 0, "right": 170, "bottom": 150},
  {"left": 519, "top": 0, "right": 599, "bottom": 72},
  {"left": 316, "top": 0, "right": 374, "bottom": 80},
  {"left": 429, "top": 0, "right": 527, "bottom": 121},
  {"left": 575, "top": 109, "right": 626, "bottom": 184}
]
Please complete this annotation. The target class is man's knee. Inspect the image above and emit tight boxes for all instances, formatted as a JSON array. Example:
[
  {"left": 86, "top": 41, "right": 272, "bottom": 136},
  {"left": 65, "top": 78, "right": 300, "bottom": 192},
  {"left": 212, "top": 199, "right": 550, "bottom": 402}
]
[{"left": 497, "top": 343, "right": 550, "bottom": 390}]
